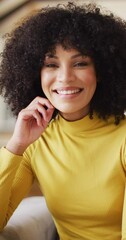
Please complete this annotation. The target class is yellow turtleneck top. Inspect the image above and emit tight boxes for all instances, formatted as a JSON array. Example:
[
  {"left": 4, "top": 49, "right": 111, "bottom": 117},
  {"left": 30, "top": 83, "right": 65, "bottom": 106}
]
[{"left": 0, "top": 114, "right": 126, "bottom": 240}]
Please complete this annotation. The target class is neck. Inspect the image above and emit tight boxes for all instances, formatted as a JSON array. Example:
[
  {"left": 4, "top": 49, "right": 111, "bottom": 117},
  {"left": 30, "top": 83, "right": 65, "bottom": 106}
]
[{"left": 59, "top": 107, "right": 90, "bottom": 122}]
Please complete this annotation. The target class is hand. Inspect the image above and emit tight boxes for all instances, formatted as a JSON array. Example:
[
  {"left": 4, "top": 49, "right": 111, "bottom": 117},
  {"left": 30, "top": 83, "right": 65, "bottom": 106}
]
[{"left": 6, "top": 97, "right": 55, "bottom": 155}]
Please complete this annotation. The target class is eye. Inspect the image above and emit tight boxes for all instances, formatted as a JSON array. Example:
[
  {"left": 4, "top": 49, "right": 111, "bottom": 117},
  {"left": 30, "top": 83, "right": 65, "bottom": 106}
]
[
  {"left": 44, "top": 63, "right": 58, "bottom": 68},
  {"left": 74, "top": 62, "right": 89, "bottom": 68}
]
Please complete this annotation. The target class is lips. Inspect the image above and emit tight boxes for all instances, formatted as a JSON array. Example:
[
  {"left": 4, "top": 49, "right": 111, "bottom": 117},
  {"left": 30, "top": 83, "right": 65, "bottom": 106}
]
[{"left": 53, "top": 88, "right": 83, "bottom": 95}]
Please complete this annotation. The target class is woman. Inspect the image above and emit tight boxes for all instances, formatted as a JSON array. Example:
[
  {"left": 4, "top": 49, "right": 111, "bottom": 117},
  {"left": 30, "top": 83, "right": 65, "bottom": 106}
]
[{"left": 0, "top": 2, "right": 126, "bottom": 239}]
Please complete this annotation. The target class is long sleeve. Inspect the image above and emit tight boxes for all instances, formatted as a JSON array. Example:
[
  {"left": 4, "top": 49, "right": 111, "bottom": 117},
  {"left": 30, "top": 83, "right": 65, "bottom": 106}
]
[
  {"left": 0, "top": 147, "right": 34, "bottom": 230},
  {"left": 121, "top": 138, "right": 126, "bottom": 240}
]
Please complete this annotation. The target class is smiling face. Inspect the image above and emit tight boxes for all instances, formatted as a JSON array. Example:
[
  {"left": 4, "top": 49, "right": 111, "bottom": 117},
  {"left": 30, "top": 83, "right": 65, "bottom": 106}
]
[{"left": 41, "top": 45, "right": 97, "bottom": 121}]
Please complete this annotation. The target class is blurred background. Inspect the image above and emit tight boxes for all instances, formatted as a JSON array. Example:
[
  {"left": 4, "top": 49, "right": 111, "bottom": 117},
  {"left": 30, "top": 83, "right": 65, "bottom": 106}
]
[{"left": 0, "top": 0, "right": 126, "bottom": 147}]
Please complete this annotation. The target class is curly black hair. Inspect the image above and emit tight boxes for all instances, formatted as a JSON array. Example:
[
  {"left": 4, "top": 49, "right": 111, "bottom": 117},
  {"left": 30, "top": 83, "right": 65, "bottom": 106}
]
[{"left": 0, "top": 2, "right": 126, "bottom": 124}]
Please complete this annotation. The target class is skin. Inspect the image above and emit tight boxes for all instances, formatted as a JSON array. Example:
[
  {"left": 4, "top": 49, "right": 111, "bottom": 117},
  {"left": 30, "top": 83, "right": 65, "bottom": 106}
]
[
  {"left": 6, "top": 45, "right": 97, "bottom": 155},
  {"left": 41, "top": 45, "right": 97, "bottom": 121}
]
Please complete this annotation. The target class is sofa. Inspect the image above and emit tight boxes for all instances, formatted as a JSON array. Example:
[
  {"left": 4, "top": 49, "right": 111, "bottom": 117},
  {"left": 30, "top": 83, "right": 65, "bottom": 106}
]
[{"left": 0, "top": 196, "right": 57, "bottom": 240}]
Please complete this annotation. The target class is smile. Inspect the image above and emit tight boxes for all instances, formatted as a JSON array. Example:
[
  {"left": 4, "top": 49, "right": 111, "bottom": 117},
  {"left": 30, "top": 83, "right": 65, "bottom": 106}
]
[{"left": 53, "top": 88, "right": 83, "bottom": 95}]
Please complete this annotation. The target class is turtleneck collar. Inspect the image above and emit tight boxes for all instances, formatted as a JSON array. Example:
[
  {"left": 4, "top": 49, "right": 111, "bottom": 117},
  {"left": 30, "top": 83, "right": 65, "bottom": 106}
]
[{"left": 55, "top": 113, "right": 115, "bottom": 134}]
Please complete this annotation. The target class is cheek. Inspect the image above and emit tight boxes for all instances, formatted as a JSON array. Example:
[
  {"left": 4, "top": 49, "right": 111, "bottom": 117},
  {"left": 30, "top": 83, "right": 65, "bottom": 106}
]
[
  {"left": 40, "top": 76, "right": 48, "bottom": 99},
  {"left": 82, "top": 78, "right": 97, "bottom": 92},
  {"left": 87, "top": 77, "right": 97, "bottom": 88},
  {"left": 41, "top": 72, "right": 54, "bottom": 101},
  {"left": 41, "top": 72, "right": 48, "bottom": 92},
  {"left": 84, "top": 69, "right": 97, "bottom": 88}
]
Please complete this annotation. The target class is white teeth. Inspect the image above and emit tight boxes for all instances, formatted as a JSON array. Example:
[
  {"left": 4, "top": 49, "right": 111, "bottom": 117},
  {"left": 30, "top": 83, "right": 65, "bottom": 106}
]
[{"left": 57, "top": 89, "right": 80, "bottom": 95}]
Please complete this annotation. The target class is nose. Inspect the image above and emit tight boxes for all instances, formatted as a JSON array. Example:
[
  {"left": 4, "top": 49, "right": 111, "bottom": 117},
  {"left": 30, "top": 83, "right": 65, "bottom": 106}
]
[{"left": 57, "top": 65, "right": 75, "bottom": 83}]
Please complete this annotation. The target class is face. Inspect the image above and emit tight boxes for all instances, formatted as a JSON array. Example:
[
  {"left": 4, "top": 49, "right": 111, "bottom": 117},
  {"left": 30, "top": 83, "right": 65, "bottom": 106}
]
[{"left": 41, "top": 45, "right": 97, "bottom": 121}]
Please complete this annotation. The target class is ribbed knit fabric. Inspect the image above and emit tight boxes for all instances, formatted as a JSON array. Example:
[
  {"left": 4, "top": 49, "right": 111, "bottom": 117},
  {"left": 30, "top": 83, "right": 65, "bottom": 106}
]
[{"left": 0, "top": 113, "right": 126, "bottom": 239}]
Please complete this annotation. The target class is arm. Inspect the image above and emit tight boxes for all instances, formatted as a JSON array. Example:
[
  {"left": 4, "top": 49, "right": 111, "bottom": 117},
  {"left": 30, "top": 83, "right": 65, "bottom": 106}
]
[
  {"left": 0, "top": 97, "right": 54, "bottom": 230},
  {"left": 0, "top": 147, "right": 34, "bottom": 230},
  {"left": 121, "top": 138, "right": 126, "bottom": 240}
]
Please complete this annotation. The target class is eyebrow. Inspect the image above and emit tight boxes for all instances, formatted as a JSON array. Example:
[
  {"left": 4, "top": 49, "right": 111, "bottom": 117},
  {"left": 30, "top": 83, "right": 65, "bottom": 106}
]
[
  {"left": 71, "top": 53, "right": 84, "bottom": 59},
  {"left": 45, "top": 53, "right": 85, "bottom": 59}
]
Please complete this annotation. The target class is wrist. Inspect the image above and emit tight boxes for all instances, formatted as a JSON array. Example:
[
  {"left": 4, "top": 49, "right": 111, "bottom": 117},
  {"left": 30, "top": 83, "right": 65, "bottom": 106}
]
[{"left": 6, "top": 138, "right": 27, "bottom": 155}]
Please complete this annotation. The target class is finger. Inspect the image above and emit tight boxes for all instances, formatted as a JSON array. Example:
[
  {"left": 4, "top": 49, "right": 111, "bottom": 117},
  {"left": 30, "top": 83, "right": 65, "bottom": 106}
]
[
  {"left": 19, "top": 109, "right": 43, "bottom": 127},
  {"left": 46, "top": 107, "right": 55, "bottom": 122},
  {"left": 29, "top": 97, "right": 54, "bottom": 109},
  {"left": 37, "top": 104, "right": 51, "bottom": 122},
  {"left": 27, "top": 99, "right": 55, "bottom": 122},
  {"left": 27, "top": 103, "right": 51, "bottom": 122}
]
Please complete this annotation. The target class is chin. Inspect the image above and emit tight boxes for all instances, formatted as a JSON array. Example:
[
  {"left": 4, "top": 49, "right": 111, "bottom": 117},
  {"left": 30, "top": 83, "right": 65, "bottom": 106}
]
[{"left": 56, "top": 106, "right": 76, "bottom": 114}]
